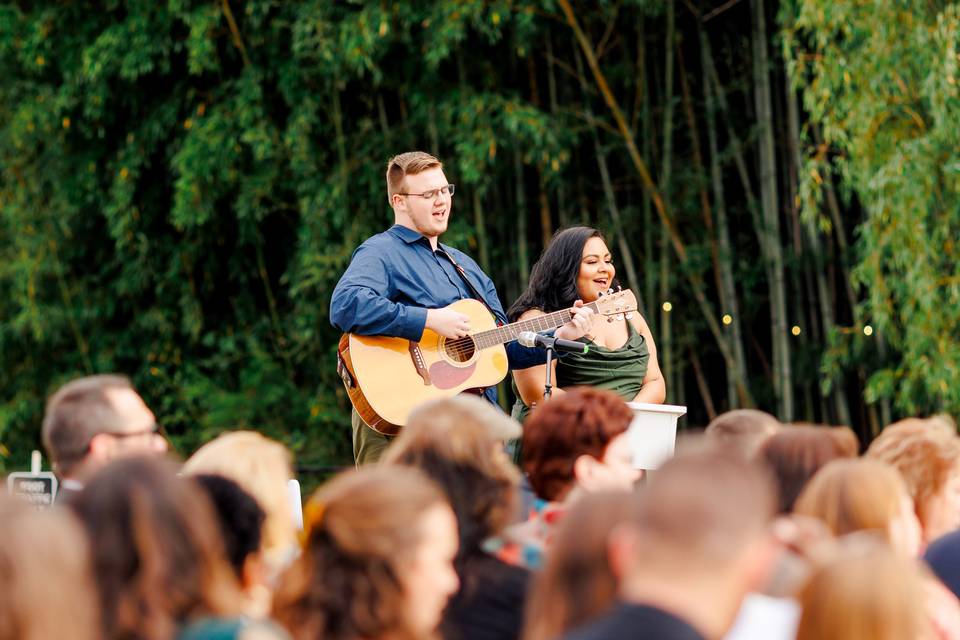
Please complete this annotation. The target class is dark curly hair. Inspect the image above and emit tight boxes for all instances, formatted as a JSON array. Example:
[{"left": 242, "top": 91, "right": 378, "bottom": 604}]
[
  {"left": 508, "top": 226, "right": 615, "bottom": 321},
  {"left": 272, "top": 466, "right": 449, "bottom": 640},
  {"left": 522, "top": 387, "right": 636, "bottom": 502}
]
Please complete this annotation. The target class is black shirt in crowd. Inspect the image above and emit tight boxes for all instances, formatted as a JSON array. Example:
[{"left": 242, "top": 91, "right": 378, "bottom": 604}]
[
  {"left": 442, "top": 553, "right": 531, "bottom": 640},
  {"left": 562, "top": 602, "right": 706, "bottom": 640}
]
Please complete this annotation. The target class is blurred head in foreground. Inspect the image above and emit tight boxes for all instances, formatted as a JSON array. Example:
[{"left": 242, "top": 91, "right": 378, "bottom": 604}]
[
  {"left": 383, "top": 394, "right": 521, "bottom": 561},
  {"left": 866, "top": 416, "right": 960, "bottom": 545},
  {"left": 705, "top": 409, "right": 781, "bottom": 459},
  {"left": 568, "top": 449, "right": 776, "bottom": 640},
  {"left": 796, "top": 542, "right": 929, "bottom": 640},
  {"left": 184, "top": 430, "right": 297, "bottom": 573},
  {"left": 0, "top": 494, "right": 99, "bottom": 640},
  {"left": 522, "top": 387, "right": 641, "bottom": 503},
  {"left": 273, "top": 466, "right": 459, "bottom": 640},
  {"left": 794, "top": 458, "right": 922, "bottom": 557},
  {"left": 194, "top": 473, "right": 271, "bottom": 617},
  {"left": 522, "top": 491, "right": 644, "bottom": 640},
  {"left": 758, "top": 424, "right": 858, "bottom": 513},
  {"left": 70, "top": 456, "right": 243, "bottom": 640}
]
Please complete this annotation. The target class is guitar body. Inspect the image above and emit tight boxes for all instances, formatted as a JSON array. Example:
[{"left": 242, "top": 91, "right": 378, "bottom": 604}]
[{"left": 338, "top": 299, "right": 509, "bottom": 435}]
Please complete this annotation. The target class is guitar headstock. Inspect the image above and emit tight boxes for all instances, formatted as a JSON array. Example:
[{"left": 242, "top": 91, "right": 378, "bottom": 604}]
[{"left": 593, "top": 287, "right": 637, "bottom": 322}]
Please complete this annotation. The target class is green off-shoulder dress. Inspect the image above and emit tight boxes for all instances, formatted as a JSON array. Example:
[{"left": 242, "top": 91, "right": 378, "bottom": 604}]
[{"left": 511, "top": 321, "right": 650, "bottom": 423}]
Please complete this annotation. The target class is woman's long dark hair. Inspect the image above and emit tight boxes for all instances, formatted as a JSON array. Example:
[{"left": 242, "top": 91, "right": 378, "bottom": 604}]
[{"left": 508, "top": 226, "right": 612, "bottom": 321}]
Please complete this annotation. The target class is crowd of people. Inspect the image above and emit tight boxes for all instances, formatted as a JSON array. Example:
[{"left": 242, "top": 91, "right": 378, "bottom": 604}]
[
  {"left": 6, "top": 373, "right": 960, "bottom": 640},
  {"left": 6, "top": 151, "right": 960, "bottom": 639}
]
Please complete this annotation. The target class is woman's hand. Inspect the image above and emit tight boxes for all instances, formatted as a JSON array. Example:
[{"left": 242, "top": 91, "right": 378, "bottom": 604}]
[{"left": 555, "top": 300, "right": 596, "bottom": 341}]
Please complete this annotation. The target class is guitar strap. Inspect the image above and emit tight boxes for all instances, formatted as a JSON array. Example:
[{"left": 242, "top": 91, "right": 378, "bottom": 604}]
[{"left": 435, "top": 247, "right": 500, "bottom": 322}]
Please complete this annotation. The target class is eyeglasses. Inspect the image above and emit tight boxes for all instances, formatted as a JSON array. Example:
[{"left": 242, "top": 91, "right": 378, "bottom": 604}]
[
  {"left": 397, "top": 184, "right": 455, "bottom": 200},
  {"left": 102, "top": 422, "right": 166, "bottom": 443}
]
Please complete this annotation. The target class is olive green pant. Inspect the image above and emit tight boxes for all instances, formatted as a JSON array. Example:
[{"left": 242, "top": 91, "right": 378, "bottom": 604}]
[{"left": 351, "top": 409, "right": 393, "bottom": 466}]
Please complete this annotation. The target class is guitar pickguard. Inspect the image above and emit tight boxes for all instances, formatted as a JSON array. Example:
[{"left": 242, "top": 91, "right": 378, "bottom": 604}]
[{"left": 428, "top": 360, "right": 477, "bottom": 389}]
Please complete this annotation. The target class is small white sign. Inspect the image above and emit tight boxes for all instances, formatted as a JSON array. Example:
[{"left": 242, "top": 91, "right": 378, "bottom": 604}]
[
  {"left": 7, "top": 472, "right": 59, "bottom": 508},
  {"left": 626, "top": 402, "right": 687, "bottom": 470}
]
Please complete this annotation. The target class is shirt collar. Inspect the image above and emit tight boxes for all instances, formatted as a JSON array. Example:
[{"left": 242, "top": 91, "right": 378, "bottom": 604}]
[
  {"left": 388, "top": 224, "right": 429, "bottom": 244},
  {"left": 61, "top": 478, "right": 84, "bottom": 491}
]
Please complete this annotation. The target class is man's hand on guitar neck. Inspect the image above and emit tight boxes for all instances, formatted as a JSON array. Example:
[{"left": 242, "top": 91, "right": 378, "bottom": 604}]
[
  {"left": 554, "top": 300, "right": 596, "bottom": 341},
  {"left": 425, "top": 307, "right": 472, "bottom": 339}
]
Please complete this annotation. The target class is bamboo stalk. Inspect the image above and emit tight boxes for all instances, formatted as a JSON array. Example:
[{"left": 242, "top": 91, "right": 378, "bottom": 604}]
[
  {"left": 557, "top": 0, "right": 750, "bottom": 401},
  {"left": 700, "top": 26, "right": 753, "bottom": 408}
]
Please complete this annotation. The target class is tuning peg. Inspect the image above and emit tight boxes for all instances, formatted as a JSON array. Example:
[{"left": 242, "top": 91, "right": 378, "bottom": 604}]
[
  {"left": 625, "top": 312, "right": 634, "bottom": 320},
  {"left": 616, "top": 285, "right": 622, "bottom": 292}
]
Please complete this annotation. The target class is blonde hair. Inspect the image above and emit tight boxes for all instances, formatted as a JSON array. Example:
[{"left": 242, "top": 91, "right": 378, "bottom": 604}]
[
  {"left": 796, "top": 544, "right": 929, "bottom": 640},
  {"left": 866, "top": 416, "right": 960, "bottom": 531},
  {"left": 794, "top": 459, "right": 906, "bottom": 543},
  {"left": 184, "top": 431, "right": 296, "bottom": 564},
  {"left": 386, "top": 151, "right": 441, "bottom": 200},
  {"left": 0, "top": 496, "right": 100, "bottom": 640}
]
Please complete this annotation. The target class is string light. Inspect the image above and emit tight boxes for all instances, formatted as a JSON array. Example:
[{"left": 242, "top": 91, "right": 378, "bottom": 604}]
[
  {"left": 863, "top": 325, "right": 874, "bottom": 336},
  {"left": 722, "top": 314, "right": 732, "bottom": 325},
  {"left": 791, "top": 325, "right": 802, "bottom": 336},
  {"left": 662, "top": 301, "right": 673, "bottom": 313}
]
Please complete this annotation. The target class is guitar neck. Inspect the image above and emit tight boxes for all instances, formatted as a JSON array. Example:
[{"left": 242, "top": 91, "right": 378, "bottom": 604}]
[{"left": 471, "top": 301, "right": 600, "bottom": 350}]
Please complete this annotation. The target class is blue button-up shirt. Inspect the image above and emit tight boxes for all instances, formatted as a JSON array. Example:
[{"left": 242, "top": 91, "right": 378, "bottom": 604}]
[{"left": 330, "top": 224, "right": 546, "bottom": 404}]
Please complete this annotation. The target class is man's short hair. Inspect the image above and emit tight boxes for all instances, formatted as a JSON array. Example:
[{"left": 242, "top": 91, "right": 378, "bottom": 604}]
[
  {"left": 522, "top": 387, "right": 635, "bottom": 502},
  {"left": 41, "top": 374, "right": 133, "bottom": 476},
  {"left": 385, "top": 151, "right": 442, "bottom": 200},
  {"left": 704, "top": 409, "right": 782, "bottom": 459},
  {"left": 626, "top": 449, "right": 775, "bottom": 571}
]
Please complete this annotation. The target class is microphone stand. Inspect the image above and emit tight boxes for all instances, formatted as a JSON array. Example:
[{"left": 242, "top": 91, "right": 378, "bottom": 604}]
[{"left": 542, "top": 342, "right": 555, "bottom": 401}]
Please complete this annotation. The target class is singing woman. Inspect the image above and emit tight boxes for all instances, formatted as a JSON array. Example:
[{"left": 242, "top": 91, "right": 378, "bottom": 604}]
[{"left": 508, "top": 226, "right": 665, "bottom": 422}]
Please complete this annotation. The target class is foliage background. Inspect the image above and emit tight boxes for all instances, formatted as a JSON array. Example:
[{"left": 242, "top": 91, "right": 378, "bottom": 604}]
[{"left": 2, "top": 0, "right": 958, "bottom": 473}]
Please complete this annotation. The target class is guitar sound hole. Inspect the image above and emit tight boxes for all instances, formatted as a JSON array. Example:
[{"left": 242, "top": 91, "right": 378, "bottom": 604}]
[{"left": 444, "top": 337, "right": 476, "bottom": 363}]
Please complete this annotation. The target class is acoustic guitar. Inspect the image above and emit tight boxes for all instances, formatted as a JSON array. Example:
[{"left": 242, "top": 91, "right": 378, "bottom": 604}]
[{"left": 336, "top": 289, "right": 634, "bottom": 435}]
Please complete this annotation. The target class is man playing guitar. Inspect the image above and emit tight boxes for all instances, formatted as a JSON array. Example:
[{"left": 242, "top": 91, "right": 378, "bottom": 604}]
[{"left": 330, "top": 151, "right": 594, "bottom": 464}]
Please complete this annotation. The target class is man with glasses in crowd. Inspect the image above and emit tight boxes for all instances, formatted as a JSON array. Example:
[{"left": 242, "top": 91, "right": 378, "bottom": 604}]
[
  {"left": 331, "top": 151, "right": 594, "bottom": 465},
  {"left": 41, "top": 374, "right": 168, "bottom": 501}
]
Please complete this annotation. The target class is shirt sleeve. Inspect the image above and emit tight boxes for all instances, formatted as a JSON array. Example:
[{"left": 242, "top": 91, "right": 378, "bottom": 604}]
[{"left": 329, "top": 244, "right": 428, "bottom": 341}]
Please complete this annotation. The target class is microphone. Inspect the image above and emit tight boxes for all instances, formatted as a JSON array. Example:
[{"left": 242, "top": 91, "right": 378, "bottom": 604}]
[{"left": 517, "top": 331, "right": 589, "bottom": 355}]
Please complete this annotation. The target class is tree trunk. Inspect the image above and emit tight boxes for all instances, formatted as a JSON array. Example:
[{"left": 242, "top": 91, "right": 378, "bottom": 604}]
[
  {"left": 557, "top": 0, "right": 751, "bottom": 401},
  {"left": 700, "top": 27, "right": 752, "bottom": 409},
  {"left": 785, "top": 82, "right": 851, "bottom": 426},
  {"left": 545, "top": 31, "right": 570, "bottom": 228},
  {"left": 639, "top": 16, "right": 656, "bottom": 325},
  {"left": 751, "top": 0, "right": 792, "bottom": 420},
  {"left": 573, "top": 50, "right": 645, "bottom": 313},
  {"left": 660, "top": 0, "right": 676, "bottom": 401}
]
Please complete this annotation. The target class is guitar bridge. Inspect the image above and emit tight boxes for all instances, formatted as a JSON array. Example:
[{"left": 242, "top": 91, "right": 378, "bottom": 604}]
[{"left": 408, "top": 342, "right": 432, "bottom": 385}]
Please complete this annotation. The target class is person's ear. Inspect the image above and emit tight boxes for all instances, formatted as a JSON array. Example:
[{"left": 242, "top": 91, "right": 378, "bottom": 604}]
[
  {"left": 241, "top": 551, "right": 267, "bottom": 591},
  {"left": 607, "top": 523, "right": 639, "bottom": 582},
  {"left": 87, "top": 432, "right": 114, "bottom": 461},
  {"left": 741, "top": 532, "right": 780, "bottom": 592},
  {"left": 573, "top": 453, "right": 599, "bottom": 488}
]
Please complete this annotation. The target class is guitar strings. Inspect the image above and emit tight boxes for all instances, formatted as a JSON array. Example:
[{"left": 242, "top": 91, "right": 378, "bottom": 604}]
[{"left": 435, "top": 301, "right": 629, "bottom": 358}]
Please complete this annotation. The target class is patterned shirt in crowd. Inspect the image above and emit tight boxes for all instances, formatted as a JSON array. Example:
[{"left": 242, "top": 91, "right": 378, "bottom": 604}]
[{"left": 484, "top": 498, "right": 565, "bottom": 570}]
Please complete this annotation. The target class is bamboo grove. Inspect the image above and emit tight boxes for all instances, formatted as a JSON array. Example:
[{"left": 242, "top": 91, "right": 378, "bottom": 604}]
[{"left": 2, "top": 0, "right": 958, "bottom": 470}]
